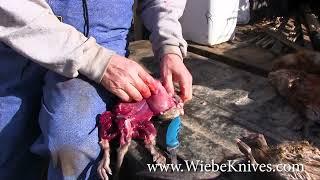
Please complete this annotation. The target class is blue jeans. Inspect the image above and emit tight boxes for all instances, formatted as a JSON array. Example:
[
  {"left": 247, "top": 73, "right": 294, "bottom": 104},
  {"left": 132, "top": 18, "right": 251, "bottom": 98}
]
[
  {"left": 0, "top": 43, "right": 114, "bottom": 179},
  {"left": 1, "top": 0, "right": 133, "bottom": 178}
]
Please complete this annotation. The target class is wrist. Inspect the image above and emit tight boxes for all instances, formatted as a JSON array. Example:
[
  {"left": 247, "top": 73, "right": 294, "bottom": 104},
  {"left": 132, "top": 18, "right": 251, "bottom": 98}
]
[
  {"left": 79, "top": 38, "right": 116, "bottom": 83},
  {"left": 162, "top": 53, "right": 183, "bottom": 62},
  {"left": 158, "top": 45, "right": 184, "bottom": 61}
]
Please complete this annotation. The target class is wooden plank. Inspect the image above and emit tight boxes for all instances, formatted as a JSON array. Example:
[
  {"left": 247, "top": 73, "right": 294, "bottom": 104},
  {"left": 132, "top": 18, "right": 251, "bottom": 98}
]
[
  {"left": 186, "top": 22, "right": 311, "bottom": 78},
  {"left": 187, "top": 44, "right": 271, "bottom": 77},
  {"left": 185, "top": 24, "right": 278, "bottom": 76},
  {"left": 263, "top": 29, "right": 307, "bottom": 51}
]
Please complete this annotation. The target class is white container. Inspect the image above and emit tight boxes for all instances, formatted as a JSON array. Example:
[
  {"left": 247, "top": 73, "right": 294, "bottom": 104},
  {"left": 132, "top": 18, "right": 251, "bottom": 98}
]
[{"left": 180, "top": 0, "right": 239, "bottom": 46}]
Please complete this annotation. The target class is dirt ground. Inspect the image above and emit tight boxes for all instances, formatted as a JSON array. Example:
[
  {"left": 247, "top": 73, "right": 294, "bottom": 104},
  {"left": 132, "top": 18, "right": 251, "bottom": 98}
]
[{"left": 118, "top": 35, "right": 318, "bottom": 179}]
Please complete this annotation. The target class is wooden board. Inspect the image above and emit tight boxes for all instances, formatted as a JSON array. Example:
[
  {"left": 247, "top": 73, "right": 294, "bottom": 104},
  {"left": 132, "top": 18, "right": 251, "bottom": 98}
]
[
  {"left": 187, "top": 42, "right": 274, "bottom": 77},
  {"left": 187, "top": 20, "right": 313, "bottom": 78}
]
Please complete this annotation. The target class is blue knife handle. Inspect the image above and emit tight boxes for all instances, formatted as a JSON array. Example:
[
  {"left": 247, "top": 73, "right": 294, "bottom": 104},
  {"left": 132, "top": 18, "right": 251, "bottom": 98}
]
[{"left": 165, "top": 116, "right": 181, "bottom": 148}]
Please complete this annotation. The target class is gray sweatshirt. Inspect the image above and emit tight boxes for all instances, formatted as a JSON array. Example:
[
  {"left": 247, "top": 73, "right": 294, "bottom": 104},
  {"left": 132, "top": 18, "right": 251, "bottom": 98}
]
[{"left": 0, "top": 0, "right": 187, "bottom": 83}]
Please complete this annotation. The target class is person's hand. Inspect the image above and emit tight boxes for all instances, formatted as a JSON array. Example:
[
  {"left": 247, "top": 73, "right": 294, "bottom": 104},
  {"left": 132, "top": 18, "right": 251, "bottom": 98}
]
[
  {"left": 101, "top": 54, "right": 156, "bottom": 102},
  {"left": 160, "top": 53, "right": 193, "bottom": 102}
]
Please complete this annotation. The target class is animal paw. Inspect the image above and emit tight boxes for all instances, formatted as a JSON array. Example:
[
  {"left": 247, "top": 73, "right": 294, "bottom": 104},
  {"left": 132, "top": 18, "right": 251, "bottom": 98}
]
[
  {"left": 97, "top": 153, "right": 112, "bottom": 180},
  {"left": 153, "top": 152, "right": 166, "bottom": 165},
  {"left": 97, "top": 140, "right": 112, "bottom": 180}
]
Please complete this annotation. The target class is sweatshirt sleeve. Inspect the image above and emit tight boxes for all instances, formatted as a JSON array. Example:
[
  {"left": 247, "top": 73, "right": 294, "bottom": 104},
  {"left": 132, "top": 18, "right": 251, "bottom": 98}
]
[
  {"left": 140, "top": 0, "right": 188, "bottom": 60},
  {"left": 0, "top": 0, "right": 115, "bottom": 83}
]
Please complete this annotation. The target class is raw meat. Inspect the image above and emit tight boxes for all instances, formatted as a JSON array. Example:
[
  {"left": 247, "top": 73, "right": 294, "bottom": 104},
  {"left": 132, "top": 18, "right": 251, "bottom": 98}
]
[{"left": 97, "top": 80, "right": 184, "bottom": 180}]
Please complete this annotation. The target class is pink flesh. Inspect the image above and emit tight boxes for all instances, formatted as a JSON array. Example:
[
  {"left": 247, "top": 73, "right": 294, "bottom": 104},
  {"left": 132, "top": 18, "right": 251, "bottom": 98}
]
[
  {"left": 146, "top": 81, "right": 175, "bottom": 114},
  {"left": 99, "top": 81, "right": 177, "bottom": 145}
]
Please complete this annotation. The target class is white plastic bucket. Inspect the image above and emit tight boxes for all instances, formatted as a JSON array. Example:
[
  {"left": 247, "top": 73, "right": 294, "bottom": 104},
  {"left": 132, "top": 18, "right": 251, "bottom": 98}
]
[{"left": 180, "top": 0, "right": 239, "bottom": 46}]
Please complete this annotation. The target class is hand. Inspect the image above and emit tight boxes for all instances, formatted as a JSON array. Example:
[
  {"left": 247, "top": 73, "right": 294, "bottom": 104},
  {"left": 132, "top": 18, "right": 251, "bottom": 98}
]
[
  {"left": 101, "top": 54, "right": 156, "bottom": 102},
  {"left": 160, "top": 54, "right": 193, "bottom": 102}
]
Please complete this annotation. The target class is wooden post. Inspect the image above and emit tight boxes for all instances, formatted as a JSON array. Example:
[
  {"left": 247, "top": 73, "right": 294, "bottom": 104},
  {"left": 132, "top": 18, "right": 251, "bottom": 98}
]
[{"left": 133, "top": 0, "right": 144, "bottom": 40}]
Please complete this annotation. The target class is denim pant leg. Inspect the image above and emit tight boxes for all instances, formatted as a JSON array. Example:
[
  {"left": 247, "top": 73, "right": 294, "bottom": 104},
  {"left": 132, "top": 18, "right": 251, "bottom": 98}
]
[
  {"left": 31, "top": 71, "right": 113, "bottom": 180},
  {"left": 0, "top": 44, "right": 46, "bottom": 179}
]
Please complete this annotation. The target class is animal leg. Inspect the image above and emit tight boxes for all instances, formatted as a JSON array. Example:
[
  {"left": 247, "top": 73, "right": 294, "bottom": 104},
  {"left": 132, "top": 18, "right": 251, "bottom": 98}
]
[
  {"left": 110, "top": 139, "right": 131, "bottom": 180},
  {"left": 141, "top": 121, "right": 166, "bottom": 164},
  {"left": 97, "top": 139, "right": 112, "bottom": 180},
  {"left": 253, "top": 134, "right": 269, "bottom": 151},
  {"left": 145, "top": 138, "right": 166, "bottom": 165},
  {"left": 116, "top": 140, "right": 131, "bottom": 172},
  {"left": 236, "top": 139, "right": 258, "bottom": 164},
  {"left": 115, "top": 118, "right": 133, "bottom": 175}
]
